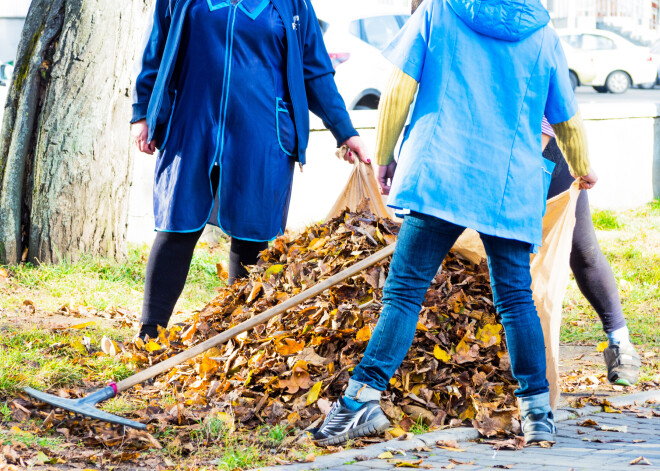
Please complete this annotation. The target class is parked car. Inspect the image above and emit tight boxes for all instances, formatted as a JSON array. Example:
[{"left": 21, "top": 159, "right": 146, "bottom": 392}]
[
  {"left": 313, "top": 0, "right": 410, "bottom": 109},
  {"left": 558, "top": 30, "right": 657, "bottom": 93},
  {"left": 0, "top": 62, "right": 13, "bottom": 87}
]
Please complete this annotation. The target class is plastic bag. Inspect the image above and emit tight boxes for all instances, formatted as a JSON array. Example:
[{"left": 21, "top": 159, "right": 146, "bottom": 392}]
[{"left": 326, "top": 147, "right": 390, "bottom": 221}]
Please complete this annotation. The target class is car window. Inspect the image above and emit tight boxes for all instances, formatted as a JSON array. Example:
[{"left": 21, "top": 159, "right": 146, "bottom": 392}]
[
  {"left": 581, "top": 34, "right": 616, "bottom": 51},
  {"left": 348, "top": 20, "right": 360, "bottom": 39},
  {"left": 561, "top": 35, "right": 581, "bottom": 48},
  {"left": 318, "top": 19, "right": 329, "bottom": 35},
  {"left": 396, "top": 15, "right": 411, "bottom": 27},
  {"left": 361, "top": 15, "right": 401, "bottom": 50}
]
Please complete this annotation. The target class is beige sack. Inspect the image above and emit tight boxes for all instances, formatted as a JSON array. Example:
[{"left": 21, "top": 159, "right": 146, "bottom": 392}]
[
  {"left": 326, "top": 149, "right": 390, "bottom": 220},
  {"left": 452, "top": 182, "right": 580, "bottom": 408}
]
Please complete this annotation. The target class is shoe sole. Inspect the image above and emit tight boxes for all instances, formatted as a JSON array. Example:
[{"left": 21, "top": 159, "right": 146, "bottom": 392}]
[
  {"left": 315, "top": 416, "right": 390, "bottom": 446},
  {"left": 525, "top": 431, "right": 556, "bottom": 444}
]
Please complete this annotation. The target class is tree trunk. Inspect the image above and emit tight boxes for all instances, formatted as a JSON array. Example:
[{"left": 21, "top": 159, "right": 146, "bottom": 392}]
[{"left": 0, "top": 0, "right": 151, "bottom": 264}]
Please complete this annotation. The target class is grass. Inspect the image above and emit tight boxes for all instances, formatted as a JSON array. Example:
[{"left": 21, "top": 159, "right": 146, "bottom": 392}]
[
  {"left": 0, "top": 242, "right": 227, "bottom": 314},
  {"left": 0, "top": 326, "right": 134, "bottom": 395},
  {"left": 591, "top": 209, "right": 623, "bottom": 231},
  {"left": 409, "top": 416, "right": 431, "bottom": 435},
  {"left": 561, "top": 200, "right": 660, "bottom": 351}
]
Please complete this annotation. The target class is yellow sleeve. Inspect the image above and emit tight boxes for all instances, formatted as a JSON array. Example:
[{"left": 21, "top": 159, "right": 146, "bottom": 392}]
[
  {"left": 550, "top": 110, "right": 591, "bottom": 177},
  {"left": 375, "top": 68, "right": 419, "bottom": 166}
]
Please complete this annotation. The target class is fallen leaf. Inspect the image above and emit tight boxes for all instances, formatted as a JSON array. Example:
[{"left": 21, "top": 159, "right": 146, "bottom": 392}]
[
  {"left": 306, "top": 381, "right": 323, "bottom": 405},
  {"left": 630, "top": 457, "right": 652, "bottom": 466},
  {"left": 356, "top": 325, "right": 372, "bottom": 342},
  {"left": 378, "top": 452, "right": 394, "bottom": 459},
  {"left": 600, "top": 425, "right": 627, "bottom": 433},
  {"left": 433, "top": 345, "right": 451, "bottom": 362},
  {"left": 597, "top": 341, "right": 609, "bottom": 352},
  {"left": 70, "top": 321, "right": 96, "bottom": 329}
]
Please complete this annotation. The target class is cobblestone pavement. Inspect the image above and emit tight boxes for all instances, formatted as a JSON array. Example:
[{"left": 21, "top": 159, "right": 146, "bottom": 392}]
[{"left": 255, "top": 391, "right": 660, "bottom": 471}]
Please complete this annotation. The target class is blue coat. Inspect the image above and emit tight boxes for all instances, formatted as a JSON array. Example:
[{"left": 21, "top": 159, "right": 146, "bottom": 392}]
[
  {"left": 385, "top": 0, "right": 577, "bottom": 248},
  {"left": 132, "top": 0, "right": 357, "bottom": 239}
]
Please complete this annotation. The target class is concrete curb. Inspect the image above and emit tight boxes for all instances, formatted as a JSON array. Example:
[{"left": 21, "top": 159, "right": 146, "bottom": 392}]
[{"left": 252, "top": 389, "right": 660, "bottom": 471}]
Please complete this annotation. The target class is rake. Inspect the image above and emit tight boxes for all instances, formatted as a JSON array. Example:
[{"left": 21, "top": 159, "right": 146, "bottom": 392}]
[{"left": 25, "top": 243, "right": 396, "bottom": 430}]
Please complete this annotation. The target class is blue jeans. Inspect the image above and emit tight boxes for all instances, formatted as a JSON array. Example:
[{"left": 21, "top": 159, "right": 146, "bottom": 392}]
[{"left": 350, "top": 212, "right": 549, "bottom": 409}]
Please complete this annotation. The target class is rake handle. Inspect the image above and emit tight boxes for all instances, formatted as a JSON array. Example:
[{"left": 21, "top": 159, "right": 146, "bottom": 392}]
[{"left": 115, "top": 243, "right": 396, "bottom": 393}]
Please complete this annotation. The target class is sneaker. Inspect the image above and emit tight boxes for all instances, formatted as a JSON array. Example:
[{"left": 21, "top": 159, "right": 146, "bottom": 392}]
[
  {"left": 313, "top": 397, "right": 390, "bottom": 446},
  {"left": 604, "top": 343, "right": 641, "bottom": 386},
  {"left": 522, "top": 411, "right": 556, "bottom": 444}
]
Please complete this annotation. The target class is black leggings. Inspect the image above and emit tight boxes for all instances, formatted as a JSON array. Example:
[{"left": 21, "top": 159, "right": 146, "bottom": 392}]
[
  {"left": 544, "top": 138, "right": 626, "bottom": 333},
  {"left": 139, "top": 167, "right": 268, "bottom": 338}
]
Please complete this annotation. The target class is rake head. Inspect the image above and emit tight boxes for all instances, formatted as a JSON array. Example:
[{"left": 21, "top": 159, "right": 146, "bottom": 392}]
[{"left": 24, "top": 386, "right": 147, "bottom": 430}]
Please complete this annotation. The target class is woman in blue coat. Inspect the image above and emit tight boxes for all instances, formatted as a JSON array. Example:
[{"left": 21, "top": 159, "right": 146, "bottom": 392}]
[{"left": 131, "top": 0, "right": 368, "bottom": 339}]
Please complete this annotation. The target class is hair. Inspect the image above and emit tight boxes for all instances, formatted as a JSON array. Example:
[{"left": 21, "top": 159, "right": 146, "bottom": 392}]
[{"left": 411, "top": 0, "right": 424, "bottom": 14}]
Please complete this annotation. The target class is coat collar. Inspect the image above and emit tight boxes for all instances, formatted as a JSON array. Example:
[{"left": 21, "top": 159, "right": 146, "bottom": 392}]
[{"left": 207, "top": 0, "right": 270, "bottom": 19}]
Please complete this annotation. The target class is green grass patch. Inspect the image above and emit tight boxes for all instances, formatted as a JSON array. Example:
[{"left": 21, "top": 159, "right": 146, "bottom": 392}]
[
  {"left": 0, "top": 427, "right": 65, "bottom": 450},
  {"left": 1, "top": 242, "right": 227, "bottom": 314},
  {"left": 591, "top": 209, "right": 623, "bottom": 231},
  {"left": 0, "top": 326, "right": 134, "bottom": 396},
  {"left": 562, "top": 202, "right": 660, "bottom": 349}
]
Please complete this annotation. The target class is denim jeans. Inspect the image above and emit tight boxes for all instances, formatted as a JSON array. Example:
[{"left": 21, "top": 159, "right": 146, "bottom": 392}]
[{"left": 350, "top": 212, "right": 549, "bottom": 408}]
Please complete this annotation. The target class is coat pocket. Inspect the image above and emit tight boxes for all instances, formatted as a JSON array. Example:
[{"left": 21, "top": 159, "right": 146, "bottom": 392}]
[
  {"left": 155, "top": 90, "right": 177, "bottom": 150},
  {"left": 276, "top": 97, "right": 297, "bottom": 156}
]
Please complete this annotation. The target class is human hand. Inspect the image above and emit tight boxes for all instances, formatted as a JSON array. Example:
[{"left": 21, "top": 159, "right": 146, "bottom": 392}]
[
  {"left": 132, "top": 119, "right": 156, "bottom": 155},
  {"left": 377, "top": 161, "right": 397, "bottom": 195},
  {"left": 578, "top": 169, "right": 598, "bottom": 190},
  {"left": 341, "top": 136, "right": 371, "bottom": 165}
]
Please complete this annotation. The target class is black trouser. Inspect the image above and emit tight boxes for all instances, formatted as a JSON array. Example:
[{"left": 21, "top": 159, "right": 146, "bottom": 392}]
[
  {"left": 544, "top": 138, "right": 626, "bottom": 334},
  {"left": 139, "top": 166, "right": 268, "bottom": 338}
]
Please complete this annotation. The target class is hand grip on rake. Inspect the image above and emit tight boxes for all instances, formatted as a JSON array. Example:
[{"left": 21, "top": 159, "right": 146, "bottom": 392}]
[{"left": 25, "top": 243, "right": 396, "bottom": 429}]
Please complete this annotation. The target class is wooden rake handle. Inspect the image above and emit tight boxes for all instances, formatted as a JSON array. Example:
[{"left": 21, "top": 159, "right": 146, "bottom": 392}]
[{"left": 115, "top": 243, "right": 396, "bottom": 393}]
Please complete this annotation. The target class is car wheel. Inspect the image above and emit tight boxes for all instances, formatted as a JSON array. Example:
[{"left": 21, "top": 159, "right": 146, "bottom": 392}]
[
  {"left": 569, "top": 71, "right": 578, "bottom": 91},
  {"left": 605, "top": 71, "right": 630, "bottom": 94},
  {"left": 592, "top": 86, "right": 608, "bottom": 93}
]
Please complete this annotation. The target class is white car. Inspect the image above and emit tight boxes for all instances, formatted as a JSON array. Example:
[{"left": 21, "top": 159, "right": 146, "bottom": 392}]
[
  {"left": 558, "top": 29, "right": 657, "bottom": 93},
  {"left": 313, "top": 0, "right": 410, "bottom": 109}
]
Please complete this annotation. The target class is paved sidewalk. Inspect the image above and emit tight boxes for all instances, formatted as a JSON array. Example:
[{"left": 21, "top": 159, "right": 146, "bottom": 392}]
[{"left": 255, "top": 391, "right": 660, "bottom": 471}]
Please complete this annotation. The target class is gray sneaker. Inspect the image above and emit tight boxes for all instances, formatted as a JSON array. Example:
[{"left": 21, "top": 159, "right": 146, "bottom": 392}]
[
  {"left": 522, "top": 411, "right": 556, "bottom": 444},
  {"left": 313, "top": 397, "right": 390, "bottom": 446},
  {"left": 604, "top": 343, "right": 641, "bottom": 386}
]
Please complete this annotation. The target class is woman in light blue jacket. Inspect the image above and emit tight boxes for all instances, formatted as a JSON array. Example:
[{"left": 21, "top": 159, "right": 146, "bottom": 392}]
[{"left": 314, "top": 0, "right": 596, "bottom": 446}]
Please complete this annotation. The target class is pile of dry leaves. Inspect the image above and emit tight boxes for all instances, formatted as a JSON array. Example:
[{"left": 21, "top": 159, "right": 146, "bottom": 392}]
[{"left": 123, "top": 206, "right": 519, "bottom": 437}]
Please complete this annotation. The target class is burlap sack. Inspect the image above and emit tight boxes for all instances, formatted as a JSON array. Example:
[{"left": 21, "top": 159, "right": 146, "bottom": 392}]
[{"left": 328, "top": 154, "right": 580, "bottom": 409}]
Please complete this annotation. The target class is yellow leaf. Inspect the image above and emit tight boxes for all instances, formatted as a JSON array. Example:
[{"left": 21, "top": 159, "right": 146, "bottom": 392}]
[
  {"left": 597, "top": 341, "right": 609, "bottom": 353},
  {"left": 356, "top": 325, "right": 372, "bottom": 342},
  {"left": 433, "top": 345, "right": 451, "bottom": 363},
  {"left": 145, "top": 340, "right": 162, "bottom": 353},
  {"left": 378, "top": 452, "right": 394, "bottom": 459},
  {"left": 327, "top": 362, "right": 335, "bottom": 375},
  {"left": 476, "top": 324, "right": 502, "bottom": 347},
  {"left": 459, "top": 405, "right": 475, "bottom": 421},
  {"left": 307, "top": 381, "right": 323, "bottom": 405},
  {"left": 264, "top": 264, "right": 284, "bottom": 280},
  {"left": 10, "top": 426, "right": 22, "bottom": 434},
  {"left": 603, "top": 406, "right": 621, "bottom": 414},
  {"left": 387, "top": 426, "right": 407, "bottom": 437},
  {"left": 70, "top": 321, "right": 96, "bottom": 330},
  {"left": 416, "top": 322, "right": 429, "bottom": 332},
  {"left": 455, "top": 339, "right": 469, "bottom": 354},
  {"left": 70, "top": 339, "right": 88, "bottom": 355},
  {"left": 308, "top": 237, "right": 327, "bottom": 251}
]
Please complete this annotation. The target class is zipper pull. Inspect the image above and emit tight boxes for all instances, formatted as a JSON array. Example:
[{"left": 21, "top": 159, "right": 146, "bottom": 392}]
[{"left": 299, "top": 163, "right": 303, "bottom": 173}]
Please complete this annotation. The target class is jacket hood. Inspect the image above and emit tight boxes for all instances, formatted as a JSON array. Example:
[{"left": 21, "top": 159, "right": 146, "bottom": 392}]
[{"left": 447, "top": 0, "right": 550, "bottom": 42}]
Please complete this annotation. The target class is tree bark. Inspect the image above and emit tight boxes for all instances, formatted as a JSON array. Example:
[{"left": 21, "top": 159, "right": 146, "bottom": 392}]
[{"left": 0, "top": 0, "right": 151, "bottom": 264}]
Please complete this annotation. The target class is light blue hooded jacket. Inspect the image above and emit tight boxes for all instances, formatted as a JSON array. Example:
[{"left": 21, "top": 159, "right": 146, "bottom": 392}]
[{"left": 384, "top": 0, "right": 577, "bottom": 247}]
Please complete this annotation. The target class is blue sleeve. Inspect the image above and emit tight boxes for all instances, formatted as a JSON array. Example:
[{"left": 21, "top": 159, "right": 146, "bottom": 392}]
[
  {"left": 382, "top": 0, "right": 432, "bottom": 82},
  {"left": 131, "top": 0, "right": 172, "bottom": 123},
  {"left": 300, "top": 2, "right": 358, "bottom": 145},
  {"left": 544, "top": 37, "right": 578, "bottom": 125}
]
